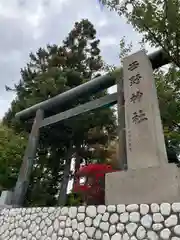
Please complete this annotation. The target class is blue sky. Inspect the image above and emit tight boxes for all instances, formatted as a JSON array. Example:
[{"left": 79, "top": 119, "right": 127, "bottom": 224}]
[{"left": 0, "top": 0, "right": 152, "bottom": 119}]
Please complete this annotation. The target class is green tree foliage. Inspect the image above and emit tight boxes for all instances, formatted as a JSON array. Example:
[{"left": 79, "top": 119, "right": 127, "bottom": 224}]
[
  {"left": 65, "top": 192, "right": 83, "bottom": 206},
  {"left": 3, "top": 19, "right": 116, "bottom": 206},
  {"left": 100, "top": 0, "right": 180, "bottom": 66},
  {"left": 0, "top": 124, "right": 27, "bottom": 191},
  {"left": 99, "top": 0, "right": 180, "bottom": 160}
]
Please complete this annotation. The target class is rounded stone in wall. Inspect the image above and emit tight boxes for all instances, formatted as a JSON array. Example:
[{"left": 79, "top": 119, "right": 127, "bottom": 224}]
[
  {"left": 122, "top": 232, "right": 130, "bottom": 240},
  {"left": 102, "top": 232, "right": 110, "bottom": 240},
  {"left": 20, "top": 221, "right": 26, "bottom": 230},
  {"left": 47, "top": 225, "right": 53, "bottom": 236},
  {"left": 95, "top": 229, "right": 102, "bottom": 239},
  {"left": 102, "top": 212, "right": 109, "bottom": 222},
  {"left": 147, "top": 230, "right": 158, "bottom": 240},
  {"left": 160, "top": 203, "right": 171, "bottom": 216},
  {"left": 78, "top": 206, "right": 85, "bottom": 213},
  {"left": 32, "top": 225, "right": 40, "bottom": 235},
  {"left": 131, "top": 237, "right": 138, "bottom": 240},
  {"left": 152, "top": 223, "right": 163, "bottom": 231},
  {"left": 59, "top": 215, "right": 67, "bottom": 221},
  {"left": 55, "top": 208, "right": 61, "bottom": 218},
  {"left": 160, "top": 228, "right": 171, "bottom": 239},
  {"left": 66, "top": 217, "right": 72, "bottom": 227},
  {"left": 140, "top": 204, "right": 149, "bottom": 215},
  {"left": 29, "top": 222, "right": 37, "bottom": 232},
  {"left": 153, "top": 213, "right": 164, "bottom": 223},
  {"left": 26, "top": 208, "right": 32, "bottom": 214},
  {"left": 80, "top": 232, "right": 87, "bottom": 240},
  {"left": 107, "top": 205, "right": 116, "bottom": 212},
  {"left": 172, "top": 203, "right": 180, "bottom": 213},
  {"left": 48, "top": 207, "right": 55, "bottom": 214},
  {"left": 77, "top": 222, "right": 85, "bottom": 233},
  {"left": 99, "top": 222, "right": 109, "bottom": 232},
  {"left": 109, "top": 213, "right": 119, "bottom": 224},
  {"left": 126, "top": 204, "right": 139, "bottom": 212},
  {"left": 64, "top": 227, "right": 73, "bottom": 237},
  {"left": 93, "top": 214, "right": 102, "bottom": 227},
  {"left": 59, "top": 221, "right": 66, "bottom": 229},
  {"left": 85, "top": 226, "right": 96, "bottom": 238},
  {"left": 174, "top": 225, "right": 180, "bottom": 236},
  {"left": 68, "top": 206, "right": 77, "bottom": 219},
  {"left": 40, "top": 220, "right": 45, "bottom": 230},
  {"left": 42, "top": 226, "right": 48, "bottom": 235},
  {"left": 58, "top": 228, "right": 64, "bottom": 236},
  {"left": 117, "top": 204, "right": 126, "bottom": 213},
  {"left": 126, "top": 223, "right": 138, "bottom": 236},
  {"left": 129, "top": 212, "right": 140, "bottom": 223},
  {"left": 86, "top": 206, "right": 97, "bottom": 218},
  {"left": 97, "top": 205, "right": 106, "bottom": 214},
  {"left": 35, "top": 230, "right": 42, "bottom": 239},
  {"left": 150, "top": 203, "right": 159, "bottom": 213},
  {"left": 111, "top": 232, "right": 122, "bottom": 240},
  {"left": 35, "top": 216, "right": 41, "bottom": 224},
  {"left": 109, "top": 225, "right": 116, "bottom": 235},
  {"left": 72, "top": 219, "right": 78, "bottom": 230},
  {"left": 85, "top": 216, "right": 92, "bottom": 227},
  {"left": 120, "top": 212, "right": 129, "bottom": 223},
  {"left": 136, "top": 226, "right": 146, "bottom": 239},
  {"left": 72, "top": 230, "right": 79, "bottom": 240},
  {"left": 22, "top": 229, "right": 29, "bottom": 238},
  {"left": 165, "top": 214, "right": 178, "bottom": 227},
  {"left": 52, "top": 232, "right": 58, "bottom": 240},
  {"left": 140, "top": 214, "right": 152, "bottom": 229},
  {"left": 42, "top": 212, "right": 48, "bottom": 220},
  {"left": 61, "top": 207, "right": 69, "bottom": 216},
  {"left": 53, "top": 219, "right": 59, "bottom": 232},
  {"left": 117, "top": 223, "right": 125, "bottom": 233},
  {"left": 77, "top": 213, "right": 85, "bottom": 222},
  {"left": 45, "top": 217, "right": 52, "bottom": 227}
]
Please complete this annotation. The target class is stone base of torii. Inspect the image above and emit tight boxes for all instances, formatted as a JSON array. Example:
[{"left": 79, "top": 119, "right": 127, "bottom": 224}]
[{"left": 105, "top": 50, "right": 180, "bottom": 205}]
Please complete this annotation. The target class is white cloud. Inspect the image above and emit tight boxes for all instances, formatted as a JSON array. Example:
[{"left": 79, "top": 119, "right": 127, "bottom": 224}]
[
  {"left": 97, "top": 19, "right": 108, "bottom": 28},
  {"left": 100, "top": 36, "right": 118, "bottom": 47},
  {"left": 0, "top": 0, "right": 144, "bottom": 120}
]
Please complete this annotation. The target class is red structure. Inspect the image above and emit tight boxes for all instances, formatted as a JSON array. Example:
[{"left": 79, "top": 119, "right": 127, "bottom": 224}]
[{"left": 73, "top": 163, "right": 118, "bottom": 205}]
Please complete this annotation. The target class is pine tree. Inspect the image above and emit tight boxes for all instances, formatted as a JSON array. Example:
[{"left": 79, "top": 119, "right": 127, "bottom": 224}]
[{"left": 3, "top": 19, "right": 116, "bottom": 206}]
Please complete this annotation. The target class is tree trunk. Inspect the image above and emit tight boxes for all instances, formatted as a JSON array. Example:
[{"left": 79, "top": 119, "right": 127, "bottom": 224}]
[
  {"left": 73, "top": 146, "right": 81, "bottom": 189},
  {"left": 57, "top": 146, "right": 73, "bottom": 206}
]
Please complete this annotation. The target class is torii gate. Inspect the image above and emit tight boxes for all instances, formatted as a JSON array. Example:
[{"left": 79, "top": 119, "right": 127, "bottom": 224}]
[{"left": 11, "top": 49, "right": 170, "bottom": 206}]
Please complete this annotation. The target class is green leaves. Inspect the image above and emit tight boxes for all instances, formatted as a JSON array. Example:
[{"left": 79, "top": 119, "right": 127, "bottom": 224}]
[{"left": 0, "top": 124, "right": 27, "bottom": 190}]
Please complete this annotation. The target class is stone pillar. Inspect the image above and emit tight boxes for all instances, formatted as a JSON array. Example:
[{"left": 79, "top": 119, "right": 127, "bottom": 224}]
[
  {"left": 105, "top": 50, "right": 180, "bottom": 205},
  {"left": 123, "top": 50, "right": 168, "bottom": 169},
  {"left": 0, "top": 191, "right": 13, "bottom": 205}
]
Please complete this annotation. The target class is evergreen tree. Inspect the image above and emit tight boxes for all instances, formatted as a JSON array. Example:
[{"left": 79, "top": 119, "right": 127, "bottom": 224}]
[{"left": 3, "top": 19, "right": 116, "bottom": 206}]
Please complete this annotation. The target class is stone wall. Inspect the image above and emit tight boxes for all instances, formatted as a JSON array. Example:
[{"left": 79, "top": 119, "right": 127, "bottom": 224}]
[{"left": 1, "top": 203, "right": 180, "bottom": 239}]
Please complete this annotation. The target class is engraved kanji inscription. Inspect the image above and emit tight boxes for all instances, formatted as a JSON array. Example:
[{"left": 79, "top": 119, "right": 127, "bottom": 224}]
[
  {"left": 129, "top": 73, "right": 142, "bottom": 86},
  {"left": 128, "top": 60, "right": 139, "bottom": 71},
  {"left": 132, "top": 109, "right": 148, "bottom": 124},
  {"left": 128, "top": 130, "right": 132, "bottom": 151},
  {"left": 130, "top": 90, "right": 143, "bottom": 103}
]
